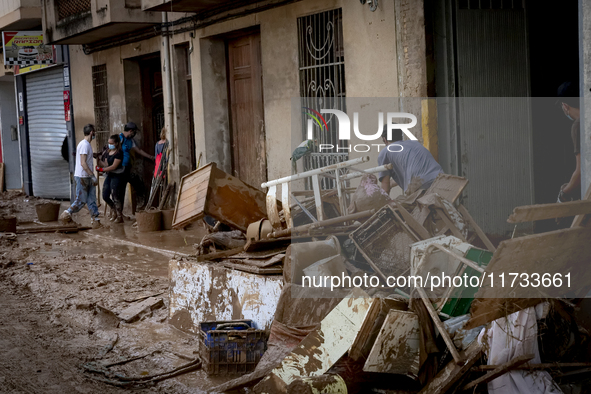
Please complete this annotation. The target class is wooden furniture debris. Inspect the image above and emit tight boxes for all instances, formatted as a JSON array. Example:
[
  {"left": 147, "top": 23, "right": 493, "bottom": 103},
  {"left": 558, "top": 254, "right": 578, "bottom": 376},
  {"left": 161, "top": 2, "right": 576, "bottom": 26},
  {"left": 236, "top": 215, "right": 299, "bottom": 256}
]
[
  {"left": 425, "top": 173, "right": 469, "bottom": 204},
  {"left": 466, "top": 224, "right": 591, "bottom": 329},
  {"left": 196, "top": 247, "right": 244, "bottom": 262},
  {"left": 253, "top": 289, "right": 372, "bottom": 393},
  {"left": 462, "top": 354, "right": 534, "bottom": 390},
  {"left": 416, "top": 286, "right": 463, "bottom": 366},
  {"left": 507, "top": 200, "right": 591, "bottom": 223},
  {"left": 350, "top": 204, "right": 419, "bottom": 283},
  {"left": 227, "top": 253, "right": 285, "bottom": 268},
  {"left": 270, "top": 209, "right": 375, "bottom": 238},
  {"left": 349, "top": 298, "right": 408, "bottom": 361},
  {"left": 418, "top": 341, "right": 483, "bottom": 394},
  {"left": 394, "top": 202, "right": 431, "bottom": 240},
  {"left": 222, "top": 260, "right": 283, "bottom": 275},
  {"left": 363, "top": 309, "right": 421, "bottom": 379},
  {"left": 172, "top": 162, "right": 268, "bottom": 231},
  {"left": 0, "top": 163, "right": 4, "bottom": 192},
  {"left": 411, "top": 174, "right": 468, "bottom": 226},
  {"left": 458, "top": 204, "right": 496, "bottom": 252}
]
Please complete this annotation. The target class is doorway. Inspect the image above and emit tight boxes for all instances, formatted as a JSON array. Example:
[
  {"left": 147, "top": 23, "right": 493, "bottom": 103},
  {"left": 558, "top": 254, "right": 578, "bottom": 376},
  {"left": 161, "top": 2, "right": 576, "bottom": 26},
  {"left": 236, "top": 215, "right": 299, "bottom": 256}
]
[
  {"left": 226, "top": 29, "right": 267, "bottom": 189},
  {"left": 431, "top": 0, "right": 580, "bottom": 235},
  {"left": 124, "top": 54, "right": 164, "bottom": 209}
]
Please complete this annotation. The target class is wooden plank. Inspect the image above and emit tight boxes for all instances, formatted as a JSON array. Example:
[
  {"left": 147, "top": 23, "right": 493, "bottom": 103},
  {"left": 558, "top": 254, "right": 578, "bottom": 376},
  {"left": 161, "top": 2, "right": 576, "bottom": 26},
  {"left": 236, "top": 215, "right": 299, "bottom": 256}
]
[
  {"left": 232, "top": 248, "right": 286, "bottom": 259},
  {"left": 196, "top": 247, "right": 244, "bottom": 262},
  {"left": 222, "top": 261, "right": 283, "bottom": 275},
  {"left": 425, "top": 173, "right": 469, "bottom": 203},
  {"left": 435, "top": 208, "right": 467, "bottom": 242},
  {"left": 466, "top": 225, "right": 591, "bottom": 330},
  {"left": 363, "top": 310, "right": 420, "bottom": 378},
  {"left": 416, "top": 286, "right": 463, "bottom": 365},
  {"left": 172, "top": 163, "right": 213, "bottom": 226},
  {"left": 177, "top": 182, "right": 208, "bottom": 204},
  {"left": 17, "top": 224, "right": 81, "bottom": 234},
  {"left": 463, "top": 354, "right": 534, "bottom": 390},
  {"left": 253, "top": 289, "right": 372, "bottom": 393},
  {"left": 572, "top": 185, "right": 591, "bottom": 227},
  {"left": 458, "top": 204, "right": 496, "bottom": 252},
  {"left": 118, "top": 297, "right": 164, "bottom": 323},
  {"left": 349, "top": 298, "right": 408, "bottom": 361},
  {"left": 311, "top": 174, "right": 324, "bottom": 221},
  {"left": 233, "top": 253, "right": 285, "bottom": 268},
  {"left": 418, "top": 342, "right": 483, "bottom": 394},
  {"left": 394, "top": 202, "right": 431, "bottom": 239},
  {"left": 507, "top": 200, "right": 591, "bottom": 223}
]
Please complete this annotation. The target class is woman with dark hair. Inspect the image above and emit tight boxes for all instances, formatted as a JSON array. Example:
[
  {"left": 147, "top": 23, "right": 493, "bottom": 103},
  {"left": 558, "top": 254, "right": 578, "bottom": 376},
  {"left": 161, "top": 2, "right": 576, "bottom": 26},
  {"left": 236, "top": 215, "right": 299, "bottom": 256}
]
[{"left": 97, "top": 134, "right": 125, "bottom": 223}]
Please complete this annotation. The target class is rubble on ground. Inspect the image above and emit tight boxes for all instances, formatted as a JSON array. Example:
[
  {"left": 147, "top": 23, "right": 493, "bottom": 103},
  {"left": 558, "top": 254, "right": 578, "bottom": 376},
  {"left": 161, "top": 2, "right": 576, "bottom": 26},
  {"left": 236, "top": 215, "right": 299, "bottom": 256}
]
[{"left": 173, "top": 160, "right": 591, "bottom": 394}]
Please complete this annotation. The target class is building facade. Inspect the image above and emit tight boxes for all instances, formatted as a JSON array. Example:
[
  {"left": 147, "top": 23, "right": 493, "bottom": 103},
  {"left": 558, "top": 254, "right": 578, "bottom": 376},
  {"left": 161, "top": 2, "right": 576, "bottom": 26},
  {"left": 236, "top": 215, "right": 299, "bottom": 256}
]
[{"left": 35, "top": 0, "right": 591, "bottom": 235}]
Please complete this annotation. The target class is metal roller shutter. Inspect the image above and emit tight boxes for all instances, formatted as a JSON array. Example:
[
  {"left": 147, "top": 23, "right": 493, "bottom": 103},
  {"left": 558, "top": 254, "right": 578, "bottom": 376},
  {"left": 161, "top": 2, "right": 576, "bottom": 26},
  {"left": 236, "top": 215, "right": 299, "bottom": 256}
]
[{"left": 26, "top": 66, "right": 70, "bottom": 199}]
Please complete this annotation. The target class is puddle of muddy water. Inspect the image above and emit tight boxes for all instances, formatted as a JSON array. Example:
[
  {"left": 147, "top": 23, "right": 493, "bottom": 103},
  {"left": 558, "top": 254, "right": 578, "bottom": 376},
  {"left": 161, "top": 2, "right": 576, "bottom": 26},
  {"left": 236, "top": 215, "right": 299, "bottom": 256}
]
[{"left": 35, "top": 233, "right": 172, "bottom": 277}]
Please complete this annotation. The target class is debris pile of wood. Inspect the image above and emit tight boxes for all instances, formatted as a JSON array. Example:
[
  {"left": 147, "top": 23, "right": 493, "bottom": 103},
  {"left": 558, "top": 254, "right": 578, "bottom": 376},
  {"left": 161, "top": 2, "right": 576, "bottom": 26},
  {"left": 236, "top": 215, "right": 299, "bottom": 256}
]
[{"left": 171, "top": 160, "right": 591, "bottom": 393}]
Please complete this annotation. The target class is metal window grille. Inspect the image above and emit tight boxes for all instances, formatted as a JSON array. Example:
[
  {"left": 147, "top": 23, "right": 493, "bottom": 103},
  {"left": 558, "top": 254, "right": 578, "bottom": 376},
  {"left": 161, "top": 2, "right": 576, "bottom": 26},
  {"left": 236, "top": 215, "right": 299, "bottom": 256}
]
[
  {"left": 92, "top": 64, "right": 110, "bottom": 151},
  {"left": 458, "top": 0, "right": 522, "bottom": 9},
  {"left": 57, "top": 0, "right": 91, "bottom": 20},
  {"left": 297, "top": 8, "right": 347, "bottom": 190}
]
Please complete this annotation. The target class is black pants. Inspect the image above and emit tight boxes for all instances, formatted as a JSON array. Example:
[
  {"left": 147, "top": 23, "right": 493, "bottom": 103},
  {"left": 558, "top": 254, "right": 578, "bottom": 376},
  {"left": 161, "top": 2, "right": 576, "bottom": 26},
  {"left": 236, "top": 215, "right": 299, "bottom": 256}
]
[
  {"left": 120, "top": 168, "right": 146, "bottom": 213},
  {"left": 103, "top": 173, "right": 123, "bottom": 213}
]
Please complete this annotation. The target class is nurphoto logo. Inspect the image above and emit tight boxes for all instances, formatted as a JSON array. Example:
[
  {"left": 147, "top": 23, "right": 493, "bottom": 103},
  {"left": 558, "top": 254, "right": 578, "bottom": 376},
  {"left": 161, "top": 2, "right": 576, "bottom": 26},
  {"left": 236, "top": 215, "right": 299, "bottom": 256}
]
[{"left": 303, "top": 108, "right": 418, "bottom": 153}]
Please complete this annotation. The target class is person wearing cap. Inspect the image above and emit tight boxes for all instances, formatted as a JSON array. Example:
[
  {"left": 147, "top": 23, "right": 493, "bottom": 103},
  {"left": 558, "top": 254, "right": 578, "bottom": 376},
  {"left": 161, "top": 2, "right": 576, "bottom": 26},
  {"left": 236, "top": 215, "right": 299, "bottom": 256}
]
[
  {"left": 556, "top": 81, "right": 581, "bottom": 203},
  {"left": 119, "top": 122, "right": 155, "bottom": 214}
]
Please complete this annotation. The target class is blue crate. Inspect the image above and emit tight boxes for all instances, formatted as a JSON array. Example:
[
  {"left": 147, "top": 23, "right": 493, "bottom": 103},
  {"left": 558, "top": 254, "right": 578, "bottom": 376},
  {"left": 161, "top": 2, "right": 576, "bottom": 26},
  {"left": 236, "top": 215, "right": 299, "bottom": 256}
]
[{"left": 199, "top": 319, "right": 267, "bottom": 375}]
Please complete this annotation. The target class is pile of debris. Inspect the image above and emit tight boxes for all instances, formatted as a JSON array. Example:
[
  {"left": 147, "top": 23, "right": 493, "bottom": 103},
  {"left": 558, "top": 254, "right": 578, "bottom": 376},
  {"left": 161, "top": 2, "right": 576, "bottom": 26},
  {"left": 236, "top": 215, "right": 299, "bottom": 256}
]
[{"left": 169, "top": 158, "right": 591, "bottom": 394}]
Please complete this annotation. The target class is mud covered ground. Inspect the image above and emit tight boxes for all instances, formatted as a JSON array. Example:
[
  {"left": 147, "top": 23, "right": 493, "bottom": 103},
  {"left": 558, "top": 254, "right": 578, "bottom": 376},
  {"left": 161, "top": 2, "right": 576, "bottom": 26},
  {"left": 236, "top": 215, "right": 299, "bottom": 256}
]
[{"left": 0, "top": 192, "right": 226, "bottom": 393}]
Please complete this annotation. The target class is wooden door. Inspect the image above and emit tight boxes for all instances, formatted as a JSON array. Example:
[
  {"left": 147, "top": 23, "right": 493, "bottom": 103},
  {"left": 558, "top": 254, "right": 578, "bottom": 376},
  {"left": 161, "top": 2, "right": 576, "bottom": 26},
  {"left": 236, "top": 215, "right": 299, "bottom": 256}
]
[{"left": 227, "top": 31, "right": 267, "bottom": 189}]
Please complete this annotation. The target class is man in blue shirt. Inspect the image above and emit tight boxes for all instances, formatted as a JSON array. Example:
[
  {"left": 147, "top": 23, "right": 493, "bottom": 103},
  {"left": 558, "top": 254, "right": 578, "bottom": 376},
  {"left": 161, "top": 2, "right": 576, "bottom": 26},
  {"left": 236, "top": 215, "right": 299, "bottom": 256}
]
[
  {"left": 118, "top": 122, "right": 155, "bottom": 215},
  {"left": 378, "top": 126, "right": 443, "bottom": 195}
]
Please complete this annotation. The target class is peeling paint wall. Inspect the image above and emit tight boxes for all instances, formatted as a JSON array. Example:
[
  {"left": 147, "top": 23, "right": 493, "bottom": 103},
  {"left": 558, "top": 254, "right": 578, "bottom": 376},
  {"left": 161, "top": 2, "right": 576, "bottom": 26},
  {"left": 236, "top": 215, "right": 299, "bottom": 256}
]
[{"left": 168, "top": 259, "right": 283, "bottom": 333}]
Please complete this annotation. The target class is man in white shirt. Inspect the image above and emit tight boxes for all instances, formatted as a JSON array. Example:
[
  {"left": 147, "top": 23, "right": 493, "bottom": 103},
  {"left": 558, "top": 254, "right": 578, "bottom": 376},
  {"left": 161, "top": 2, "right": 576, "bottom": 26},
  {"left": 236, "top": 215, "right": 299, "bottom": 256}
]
[{"left": 60, "top": 124, "right": 101, "bottom": 227}]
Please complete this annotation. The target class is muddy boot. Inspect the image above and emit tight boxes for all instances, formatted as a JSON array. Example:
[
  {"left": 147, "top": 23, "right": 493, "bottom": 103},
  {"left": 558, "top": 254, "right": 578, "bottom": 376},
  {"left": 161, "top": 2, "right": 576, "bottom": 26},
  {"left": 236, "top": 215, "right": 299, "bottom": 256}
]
[
  {"left": 91, "top": 217, "right": 102, "bottom": 229},
  {"left": 115, "top": 211, "right": 124, "bottom": 224},
  {"left": 109, "top": 207, "right": 117, "bottom": 221},
  {"left": 60, "top": 210, "right": 72, "bottom": 223}
]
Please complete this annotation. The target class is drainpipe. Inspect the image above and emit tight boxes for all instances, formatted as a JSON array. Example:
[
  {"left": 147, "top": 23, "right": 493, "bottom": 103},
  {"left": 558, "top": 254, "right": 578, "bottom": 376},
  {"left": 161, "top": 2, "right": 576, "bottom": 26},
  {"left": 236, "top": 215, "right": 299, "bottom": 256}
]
[{"left": 162, "top": 12, "right": 174, "bottom": 165}]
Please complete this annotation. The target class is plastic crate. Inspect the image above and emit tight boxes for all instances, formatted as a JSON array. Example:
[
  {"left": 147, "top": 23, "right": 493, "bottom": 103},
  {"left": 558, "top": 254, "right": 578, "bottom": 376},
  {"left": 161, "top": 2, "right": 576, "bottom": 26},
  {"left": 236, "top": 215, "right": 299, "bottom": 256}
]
[{"left": 199, "top": 319, "right": 267, "bottom": 375}]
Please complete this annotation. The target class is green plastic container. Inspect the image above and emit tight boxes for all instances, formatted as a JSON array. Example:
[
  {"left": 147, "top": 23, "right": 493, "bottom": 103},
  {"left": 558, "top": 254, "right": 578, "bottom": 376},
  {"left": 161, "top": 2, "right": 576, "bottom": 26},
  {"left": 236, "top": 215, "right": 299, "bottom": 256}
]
[{"left": 440, "top": 247, "right": 493, "bottom": 317}]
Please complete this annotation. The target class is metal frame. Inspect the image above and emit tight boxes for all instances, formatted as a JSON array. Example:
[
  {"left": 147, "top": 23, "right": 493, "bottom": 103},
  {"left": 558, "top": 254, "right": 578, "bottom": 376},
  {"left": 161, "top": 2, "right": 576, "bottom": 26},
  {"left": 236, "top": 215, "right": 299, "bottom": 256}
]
[{"left": 261, "top": 156, "right": 393, "bottom": 230}]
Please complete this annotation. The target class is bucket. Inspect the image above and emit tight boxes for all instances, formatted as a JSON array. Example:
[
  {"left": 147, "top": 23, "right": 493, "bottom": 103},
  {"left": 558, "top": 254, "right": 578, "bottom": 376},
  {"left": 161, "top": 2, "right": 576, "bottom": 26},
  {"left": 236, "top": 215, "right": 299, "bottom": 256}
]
[
  {"left": 161, "top": 209, "right": 174, "bottom": 230},
  {"left": 136, "top": 210, "right": 162, "bottom": 232},
  {"left": 0, "top": 216, "right": 17, "bottom": 233},
  {"left": 35, "top": 202, "right": 61, "bottom": 222}
]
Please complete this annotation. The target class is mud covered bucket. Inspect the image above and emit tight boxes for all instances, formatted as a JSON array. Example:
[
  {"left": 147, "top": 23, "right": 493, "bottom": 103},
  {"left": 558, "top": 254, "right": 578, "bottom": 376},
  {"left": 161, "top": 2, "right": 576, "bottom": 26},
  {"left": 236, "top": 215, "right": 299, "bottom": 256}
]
[
  {"left": 161, "top": 209, "right": 174, "bottom": 230},
  {"left": 136, "top": 210, "right": 162, "bottom": 232},
  {"left": 35, "top": 202, "right": 61, "bottom": 222}
]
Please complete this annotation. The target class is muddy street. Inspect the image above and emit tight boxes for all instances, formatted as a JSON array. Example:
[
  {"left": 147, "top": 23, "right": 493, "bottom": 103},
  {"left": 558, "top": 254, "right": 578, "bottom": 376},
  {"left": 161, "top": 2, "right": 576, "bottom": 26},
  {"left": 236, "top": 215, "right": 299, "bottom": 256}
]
[{"left": 0, "top": 193, "right": 220, "bottom": 394}]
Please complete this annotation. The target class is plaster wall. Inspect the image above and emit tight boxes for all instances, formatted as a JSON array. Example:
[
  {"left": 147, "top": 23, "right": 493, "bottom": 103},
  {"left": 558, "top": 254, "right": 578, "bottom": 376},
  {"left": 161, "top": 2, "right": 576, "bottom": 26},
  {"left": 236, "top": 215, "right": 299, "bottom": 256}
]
[{"left": 192, "top": 0, "right": 401, "bottom": 185}]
